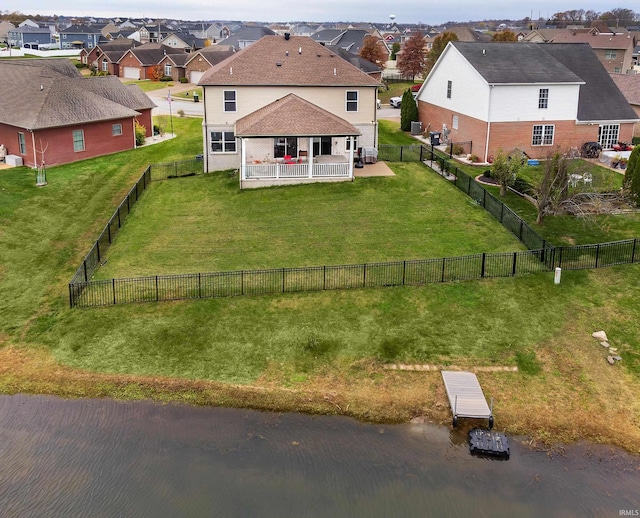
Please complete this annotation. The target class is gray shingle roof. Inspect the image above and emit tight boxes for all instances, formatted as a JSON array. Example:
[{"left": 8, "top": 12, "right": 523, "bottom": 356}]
[
  {"left": 610, "top": 73, "right": 640, "bottom": 105},
  {"left": 235, "top": 93, "right": 359, "bottom": 137},
  {"left": 0, "top": 61, "right": 142, "bottom": 130},
  {"left": 199, "top": 35, "right": 381, "bottom": 87}
]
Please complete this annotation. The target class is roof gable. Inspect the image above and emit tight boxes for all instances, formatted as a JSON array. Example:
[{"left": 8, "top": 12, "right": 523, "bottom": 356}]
[{"left": 235, "top": 93, "right": 359, "bottom": 137}]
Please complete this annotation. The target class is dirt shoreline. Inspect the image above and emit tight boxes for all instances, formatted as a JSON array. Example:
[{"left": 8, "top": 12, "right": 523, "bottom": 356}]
[{"left": 2, "top": 339, "right": 639, "bottom": 455}]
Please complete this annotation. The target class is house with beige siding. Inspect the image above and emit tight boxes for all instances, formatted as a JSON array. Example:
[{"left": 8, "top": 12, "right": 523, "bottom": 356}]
[
  {"left": 198, "top": 34, "right": 381, "bottom": 188},
  {"left": 416, "top": 42, "right": 638, "bottom": 162}
]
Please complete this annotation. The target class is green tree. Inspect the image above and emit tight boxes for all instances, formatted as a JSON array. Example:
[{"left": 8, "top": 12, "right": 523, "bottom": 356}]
[
  {"left": 397, "top": 31, "right": 426, "bottom": 80},
  {"left": 491, "top": 150, "right": 521, "bottom": 196},
  {"left": 625, "top": 146, "right": 640, "bottom": 205},
  {"left": 359, "top": 35, "right": 387, "bottom": 69},
  {"left": 400, "top": 89, "right": 418, "bottom": 132},
  {"left": 390, "top": 42, "right": 401, "bottom": 60},
  {"left": 424, "top": 31, "right": 458, "bottom": 75},
  {"left": 535, "top": 151, "right": 570, "bottom": 224},
  {"left": 492, "top": 30, "right": 518, "bottom": 42}
]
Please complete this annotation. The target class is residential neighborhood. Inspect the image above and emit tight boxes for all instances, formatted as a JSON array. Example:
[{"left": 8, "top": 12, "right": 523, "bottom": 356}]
[{"left": 2, "top": 7, "right": 640, "bottom": 514}]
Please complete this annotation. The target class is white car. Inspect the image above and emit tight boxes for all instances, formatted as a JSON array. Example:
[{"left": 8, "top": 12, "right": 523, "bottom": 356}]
[
  {"left": 376, "top": 98, "right": 381, "bottom": 109},
  {"left": 389, "top": 96, "right": 402, "bottom": 108}
]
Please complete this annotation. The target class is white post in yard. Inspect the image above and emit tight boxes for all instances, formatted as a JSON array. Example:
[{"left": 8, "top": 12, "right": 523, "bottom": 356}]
[
  {"left": 348, "top": 136, "right": 354, "bottom": 179},
  {"left": 554, "top": 267, "right": 561, "bottom": 284},
  {"left": 241, "top": 138, "right": 247, "bottom": 180},
  {"left": 308, "top": 137, "right": 313, "bottom": 178}
]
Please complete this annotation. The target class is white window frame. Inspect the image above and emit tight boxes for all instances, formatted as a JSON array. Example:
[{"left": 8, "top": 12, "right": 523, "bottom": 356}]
[
  {"left": 223, "top": 90, "right": 236, "bottom": 112},
  {"left": 446, "top": 80, "right": 452, "bottom": 99},
  {"left": 164, "top": 63, "right": 172, "bottom": 77},
  {"left": 112, "top": 123, "right": 123, "bottom": 136},
  {"left": 102, "top": 59, "right": 108, "bottom": 72},
  {"left": 538, "top": 88, "right": 549, "bottom": 109},
  {"left": 346, "top": 90, "right": 358, "bottom": 112},
  {"left": 18, "top": 132, "right": 26, "bottom": 155},
  {"left": 532, "top": 124, "right": 554, "bottom": 146},
  {"left": 452, "top": 115, "right": 459, "bottom": 130},
  {"left": 345, "top": 136, "right": 359, "bottom": 151},
  {"left": 73, "top": 129, "right": 85, "bottom": 152},
  {"left": 598, "top": 124, "right": 620, "bottom": 149},
  {"left": 605, "top": 50, "right": 617, "bottom": 59},
  {"left": 210, "top": 131, "right": 236, "bottom": 153}
]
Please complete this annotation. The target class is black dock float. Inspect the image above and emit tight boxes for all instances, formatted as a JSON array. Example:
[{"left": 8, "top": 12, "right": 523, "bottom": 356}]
[{"left": 469, "top": 428, "right": 510, "bottom": 459}]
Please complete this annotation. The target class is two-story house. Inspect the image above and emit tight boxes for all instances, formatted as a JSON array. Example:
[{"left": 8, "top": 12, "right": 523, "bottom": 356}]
[
  {"left": 199, "top": 34, "right": 381, "bottom": 188},
  {"left": 416, "top": 42, "right": 638, "bottom": 162},
  {"left": 7, "top": 25, "right": 53, "bottom": 48},
  {"left": 59, "top": 24, "right": 103, "bottom": 49}
]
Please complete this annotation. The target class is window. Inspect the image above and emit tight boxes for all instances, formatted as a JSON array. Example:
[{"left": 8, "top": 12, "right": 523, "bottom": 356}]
[
  {"left": 102, "top": 59, "right": 108, "bottom": 72},
  {"left": 598, "top": 124, "right": 619, "bottom": 149},
  {"left": 164, "top": 63, "right": 172, "bottom": 76},
  {"left": 346, "top": 90, "right": 358, "bottom": 112},
  {"left": 452, "top": 115, "right": 459, "bottom": 130},
  {"left": 210, "top": 131, "right": 236, "bottom": 153},
  {"left": 313, "top": 137, "right": 331, "bottom": 156},
  {"left": 223, "top": 90, "right": 236, "bottom": 112},
  {"left": 274, "top": 137, "right": 298, "bottom": 158},
  {"left": 605, "top": 50, "right": 617, "bottom": 59},
  {"left": 446, "top": 80, "right": 452, "bottom": 99},
  {"left": 345, "top": 136, "right": 359, "bottom": 151},
  {"left": 18, "top": 132, "right": 26, "bottom": 154},
  {"left": 532, "top": 125, "right": 554, "bottom": 146},
  {"left": 73, "top": 129, "right": 85, "bottom": 152},
  {"left": 112, "top": 123, "right": 122, "bottom": 136},
  {"left": 538, "top": 88, "right": 548, "bottom": 109},
  {"left": 614, "top": 66, "right": 621, "bottom": 73}
]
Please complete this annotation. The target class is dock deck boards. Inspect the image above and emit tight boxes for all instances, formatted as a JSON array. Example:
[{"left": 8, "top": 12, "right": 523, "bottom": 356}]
[{"left": 441, "top": 371, "right": 492, "bottom": 419}]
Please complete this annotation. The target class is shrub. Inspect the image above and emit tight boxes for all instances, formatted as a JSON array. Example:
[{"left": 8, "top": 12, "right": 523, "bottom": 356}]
[
  {"left": 177, "top": 109, "right": 185, "bottom": 118},
  {"left": 134, "top": 120, "right": 146, "bottom": 146},
  {"left": 451, "top": 144, "right": 465, "bottom": 156},
  {"left": 483, "top": 169, "right": 491, "bottom": 178},
  {"left": 179, "top": 77, "right": 188, "bottom": 83},
  {"left": 469, "top": 154, "right": 480, "bottom": 163},
  {"left": 160, "top": 76, "right": 172, "bottom": 82}
]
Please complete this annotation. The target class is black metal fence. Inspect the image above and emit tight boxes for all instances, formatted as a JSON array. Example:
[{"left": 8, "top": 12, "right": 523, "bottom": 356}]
[{"left": 68, "top": 152, "right": 640, "bottom": 308}]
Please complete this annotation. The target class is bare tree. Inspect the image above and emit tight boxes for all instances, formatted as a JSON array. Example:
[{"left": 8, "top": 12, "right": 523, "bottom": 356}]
[
  {"left": 358, "top": 35, "right": 387, "bottom": 70},
  {"left": 535, "top": 151, "right": 569, "bottom": 224}
]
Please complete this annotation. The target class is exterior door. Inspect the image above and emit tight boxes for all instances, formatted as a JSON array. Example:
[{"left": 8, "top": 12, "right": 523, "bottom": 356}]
[
  {"left": 274, "top": 137, "right": 298, "bottom": 158},
  {"left": 313, "top": 137, "right": 332, "bottom": 156}
]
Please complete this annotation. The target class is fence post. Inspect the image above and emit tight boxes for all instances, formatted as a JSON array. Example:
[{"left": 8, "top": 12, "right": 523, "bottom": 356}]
[
  {"left": 595, "top": 244, "right": 600, "bottom": 268},
  {"left": 558, "top": 247, "right": 563, "bottom": 268},
  {"left": 156, "top": 275, "right": 159, "bottom": 302},
  {"left": 199, "top": 272, "right": 202, "bottom": 298},
  {"left": 83, "top": 260, "right": 88, "bottom": 282},
  {"left": 402, "top": 260, "right": 406, "bottom": 285},
  {"left": 512, "top": 252, "right": 517, "bottom": 276},
  {"left": 441, "top": 257, "right": 446, "bottom": 282},
  {"left": 112, "top": 278, "right": 116, "bottom": 305},
  {"left": 241, "top": 271, "right": 244, "bottom": 295},
  {"left": 96, "top": 240, "right": 101, "bottom": 263},
  {"left": 482, "top": 189, "right": 486, "bottom": 208},
  {"left": 420, "top": 146, "right": 423, "bottom": 162},
  {"left": 500, "top": 202, "right": 504, "bottom": 223},
  {"left": 519, "top": 220, "right": 523, "bottom": 240},
  {"left": 632, "top": 238, "right": 637, "bottom": 263},
  {"left": 69, "top": 284, "right": 74, "bottom": 309},
  {"left": 282, "top": 268, "right": 286, "bottom": 293},
  {"left": 481, "top": 253, "right": 486, "bottom": 278},
  {"left": 323, "top": 265, "right": 326, "bottom": 290},
  {"left": 449, "top": 142, "right": 453, "bottom": 159},
  {"left": 108, "top": 220, "right": 112, "bottom": 244},
  {"left": 363, "top": 263, "right": 367, "bottom": 287},
  {"left": 400, "top": 146, "right": 403, "bottom": 162},
  {"left": 118, "top": 207, "right": 121, "bottom": 228}
]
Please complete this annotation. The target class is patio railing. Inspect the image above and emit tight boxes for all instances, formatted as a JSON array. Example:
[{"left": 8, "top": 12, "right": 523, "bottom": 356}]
[{"left": 244, "top": 162, "right": 350, "bottom": 179}]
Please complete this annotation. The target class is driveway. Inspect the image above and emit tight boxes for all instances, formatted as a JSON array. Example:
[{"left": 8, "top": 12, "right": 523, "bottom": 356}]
[{"left": 145, "top": 83, "right": 204, "bottom": 117}]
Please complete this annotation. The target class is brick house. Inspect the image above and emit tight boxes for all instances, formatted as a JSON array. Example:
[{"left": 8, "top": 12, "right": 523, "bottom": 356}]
[
  {"left": 199, "top": 35, "right": 381, "bottom": 188},
  {"left": 0, "top": 60, "right": 155, "bottom": 167},
  {"left": 117, "top": 43, "right": 184, "bottom": 80},
  {"left": 610, "top": 73, "right": 640, "bottom": 138},
  {"left": 416, "top": 42, "right": 639, "bottom": 162},
  {"left": 82, "top": 39, "right": 140, "bottom": 75},
  {"left": 184, "top": 45, "right": 235, "bottom": 84}
]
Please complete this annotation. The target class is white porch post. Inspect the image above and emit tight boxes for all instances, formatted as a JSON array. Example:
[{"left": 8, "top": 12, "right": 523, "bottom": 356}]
[
  {"left": 308, "top": 137, "right": 313, "bottom": 178},
  {"left": 241, "top": 138, "right": 247, "bottom": 180},
  {"left": 348, "top": 136, "right": 355, "bottom": 180}
]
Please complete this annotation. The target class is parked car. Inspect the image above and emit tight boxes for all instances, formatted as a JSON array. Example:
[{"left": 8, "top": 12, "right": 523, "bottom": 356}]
[
  {"left": 389, "top": 96, "right": 402, "bottom": 108},
  {"left": 377, "top": 98, "right": 381, "bottom": 109},
  {"left": 411, "top": 83, "right": 423, "bottom": 92}
]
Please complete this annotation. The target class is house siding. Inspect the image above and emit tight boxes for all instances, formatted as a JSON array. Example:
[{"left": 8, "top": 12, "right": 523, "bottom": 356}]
[
  {"left": 489, "top": 84, "right": 580, "bottom": 122},
  {"left": 0, "top": 119, "right": 135, "bottom": 168}
]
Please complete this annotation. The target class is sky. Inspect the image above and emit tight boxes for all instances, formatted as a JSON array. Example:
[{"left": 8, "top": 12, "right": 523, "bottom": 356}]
[{"left": 2, "top": 1, "right": 630, "bottom": 26}]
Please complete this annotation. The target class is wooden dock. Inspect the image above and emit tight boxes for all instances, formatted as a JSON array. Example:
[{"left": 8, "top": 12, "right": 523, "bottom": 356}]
[{"left": 441, "top": 371, "right": 493, "bottom": 429}]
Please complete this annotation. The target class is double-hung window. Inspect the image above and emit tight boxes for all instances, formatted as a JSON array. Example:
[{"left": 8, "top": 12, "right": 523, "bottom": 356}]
[
  {"left": 605, "top": 50, "right": 617, "bottom": 59},
  {"left": 223, "top": 90, "right": 236, "bottom": 112},
  {"left": 346, "top": 90, "right": 358, "bottom": 112},
  {"left": 532, "top": 125, "right": 554, "bottom": 146},
  {"left": 73, "top": 129, "right": 85, "bottom": 152},
  {"left": 446, "top": 80, "right": 452, "bottom": 99},
  {"left": 164, "top": 63, "right": 172, "bottom": 77},
  {"left": 102, "top": 59, "right": 108, "bottom": 72},
  {"left": 18, "top": 132, "right": 26, "bottom": 154},
  {"left": 112, "top": 123, "right": 122, "bottom": 136},
  {"left": 211, "top": 131, "right": 236, "bottom": 153},
  {"left": 538, "top": 88, "right": 548, "bottom": 109}
]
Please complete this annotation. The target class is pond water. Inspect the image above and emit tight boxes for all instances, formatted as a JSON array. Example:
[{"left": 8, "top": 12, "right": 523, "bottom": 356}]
[{"left": 0, "top": 395, "right": 638, "bottom": 517}]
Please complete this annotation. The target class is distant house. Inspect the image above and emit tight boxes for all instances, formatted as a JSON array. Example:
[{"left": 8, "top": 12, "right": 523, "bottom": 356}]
[
  {"left": 82, "top": 39, "right": 141, "bottom": 75},
  {"left": 216, "top": 26, "right": 276, "bottom": 50},
  {"left": 416, "top": 42, "right": 639, "bottom": 162},
  {"left": 59, "top": 24, "right": 103, "bottom": 49},
  {"left": 0, "top": 59, "right": 155, "bottom": 167},
  {"left": 162, "top": 32, "right": 206, "bottom": 52},
  {"left": 7, "top": 26, "right": 53, "bottom": 48},
  {"left": 0, "top": 21, "right": 15, "bottom": 44},
  {"left": 117, "top": 42, "right": 184, "bottom": 80},
  {"left": 198, "top": 35, "right": 381, "bottom": 188},
  {"left": 184, "top": 45, "right": 235, "bottom": 84}
]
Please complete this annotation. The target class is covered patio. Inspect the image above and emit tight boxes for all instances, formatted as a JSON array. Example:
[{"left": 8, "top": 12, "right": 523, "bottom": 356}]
[{"left": 236, "top": 94, "right": 361, "bottom": 189}]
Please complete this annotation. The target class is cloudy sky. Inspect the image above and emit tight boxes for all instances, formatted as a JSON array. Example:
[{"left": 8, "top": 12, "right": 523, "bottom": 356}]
[{"left": 3, "top": 1, "right": 627, "bottom": 25}]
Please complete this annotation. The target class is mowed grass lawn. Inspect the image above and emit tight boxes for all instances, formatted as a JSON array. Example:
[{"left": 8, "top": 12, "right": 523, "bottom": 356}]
[{"left": 96, "top": 164, "right": 524, "bottom": 278}]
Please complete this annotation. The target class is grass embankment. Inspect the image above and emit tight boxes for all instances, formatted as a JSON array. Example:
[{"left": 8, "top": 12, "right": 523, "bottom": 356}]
[
  {"left": 122, "top": 80, "right": 172, "bottom": 92},
  {"left": 1, "top": 118, "right": 639, "bottom": 452}
]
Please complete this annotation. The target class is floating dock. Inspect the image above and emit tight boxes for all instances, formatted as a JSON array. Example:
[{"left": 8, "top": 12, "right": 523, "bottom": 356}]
[
  {"left": 441, "top": 370, "right": 494, "bottom": 429},
  {"left": 469, "top": 428, "right": 510, "bottom": 459}
]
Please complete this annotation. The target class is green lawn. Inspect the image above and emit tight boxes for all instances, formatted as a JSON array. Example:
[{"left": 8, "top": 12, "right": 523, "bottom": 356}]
[
  {"left": 1, "top": 114, "right": 639, "bottom": 420},
  {"left": 378, "top": 81, "right": 421, "bottom": 104},
  {"left": 122, "top": 80, "right": 171, "bottom": 92},
  {"left": 174, "top": 88, "right": 202, "bottom": 99}
]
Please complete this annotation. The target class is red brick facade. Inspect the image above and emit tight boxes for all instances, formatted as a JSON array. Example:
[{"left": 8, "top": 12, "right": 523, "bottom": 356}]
[
  {"left": 0, "top": 118, "right": 136, "bottom": 168},
  {"left": 119, "top": 52, "right": 148, "bottom": 79},
  {"left": 418, "top": 100, "right": 635, "bottom": 161}
]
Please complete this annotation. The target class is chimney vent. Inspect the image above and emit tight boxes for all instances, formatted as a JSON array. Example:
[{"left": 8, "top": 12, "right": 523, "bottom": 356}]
[
  {"left": 276, "top": 62, "right": 282, "bottom": 66},
  {"left": 298, "top": 46, "right": 302, "bottom": 54},
  {"left": 284, "top": 32, "right": 290, "bottom": 40}
]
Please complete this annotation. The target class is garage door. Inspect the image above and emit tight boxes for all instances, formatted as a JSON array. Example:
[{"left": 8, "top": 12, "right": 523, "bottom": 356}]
[
  {"left": 123, "top": 67, "right": 140, "bottom": 80},
  {"left": 190, "top": 71, "right": 205, "bottom": 84}
]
